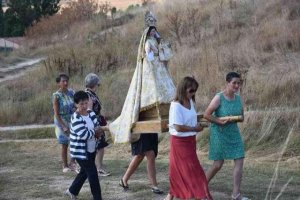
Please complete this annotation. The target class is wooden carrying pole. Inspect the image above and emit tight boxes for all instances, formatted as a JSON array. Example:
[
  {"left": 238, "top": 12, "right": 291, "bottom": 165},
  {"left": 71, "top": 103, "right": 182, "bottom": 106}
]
[
  {"left": 131, "top": 113, "right": 242, "bottom": 134},
  {"left": 219, "top": 115, "right": 243, "bottom": 121}
]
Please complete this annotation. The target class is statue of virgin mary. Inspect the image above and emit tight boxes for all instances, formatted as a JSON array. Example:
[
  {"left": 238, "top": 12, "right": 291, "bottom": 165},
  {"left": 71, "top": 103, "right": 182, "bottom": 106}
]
[{"left": 109, "top": 11, "right": 176, "bottom": 143}]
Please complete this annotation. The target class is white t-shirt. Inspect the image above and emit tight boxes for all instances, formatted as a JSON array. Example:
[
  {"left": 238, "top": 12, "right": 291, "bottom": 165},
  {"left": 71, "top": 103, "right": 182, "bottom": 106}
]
[
  {"left": 82, "top": 115, "right": 96, "bottom": 153},
  {"left": 169, "top": 99, "right": 198, "bottom": 137}
]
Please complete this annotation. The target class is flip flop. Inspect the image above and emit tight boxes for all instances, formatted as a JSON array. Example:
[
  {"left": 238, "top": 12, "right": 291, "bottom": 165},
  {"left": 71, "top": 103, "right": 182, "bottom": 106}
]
[
  {"left": 151, "top": 186, "right": 164, "bottom": 194},
  {"left": 119, "top": 179, "right": 129, "bottom": 191},
  {"left": 232, "top": 193, "right": 251, "bottom": 200}
]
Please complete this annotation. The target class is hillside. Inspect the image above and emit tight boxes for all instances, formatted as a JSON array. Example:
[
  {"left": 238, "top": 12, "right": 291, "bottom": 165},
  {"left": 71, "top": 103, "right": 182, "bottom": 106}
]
[
  {"left": 59, "top": 0, "right": 155, "bottom": 10},
  {"left": 0, "top": 0, "right": 299, "bottom": 156}
]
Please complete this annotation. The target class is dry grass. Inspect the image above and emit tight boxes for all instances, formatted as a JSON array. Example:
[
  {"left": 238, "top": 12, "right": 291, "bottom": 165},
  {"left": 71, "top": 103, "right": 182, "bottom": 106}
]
[
  {"left": 108, "top": 0, "right": 143, "bottom": 10},
  {"left": 0, "top": 128, "right": 54, "bottom": 140},
  {"left": 156, "top": 0, "right": 300, "bottom": 110},
  {"left": 241, "top": 108, "right": 300, "bottom": 156},
  {"left": 60, "top": 0, "right": 146, "bottom": 10}
]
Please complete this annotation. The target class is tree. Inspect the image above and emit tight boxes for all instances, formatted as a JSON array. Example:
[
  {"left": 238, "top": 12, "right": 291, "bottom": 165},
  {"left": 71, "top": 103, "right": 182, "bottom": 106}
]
[
  {"left": 141, "top": 0, "right": 153, "bottom": 6},
  {"left": 0, "top": 1, "right": 4, "bottom": 36},
  {"left": 4, "top": 0, "right": 60, "bottom": 36},
  {"left": 3, "top": 8, "right": 24, "bottom": 36},
  {"left": 32, "top": 0, "right": 60, "bottom": 19},
  {"left": 167, "top": 10, "right": 183, "bottom": 46},
  {"left": 126, "top": 4, "right": 139, "bottom": 12},
  {"left": 111, "top": 7, "right": 116, "bottom": 20}
]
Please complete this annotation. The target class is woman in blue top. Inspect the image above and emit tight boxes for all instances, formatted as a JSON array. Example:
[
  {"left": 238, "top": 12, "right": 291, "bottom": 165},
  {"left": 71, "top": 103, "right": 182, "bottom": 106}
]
[
  {"left": 204, "top": 72, "right": 250, "bottom": 200},
  {"left": 53, "top": 73, "right": 77, "bottom": 173}
]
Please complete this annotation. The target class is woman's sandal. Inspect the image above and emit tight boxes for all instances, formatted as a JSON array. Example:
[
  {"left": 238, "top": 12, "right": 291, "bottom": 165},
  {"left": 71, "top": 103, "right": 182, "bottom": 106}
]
[
  {"left": 232, "top": 193, "right": 251, "bottom": 200},
  {"left": 151, "top": 186, "right": 164, "bottom": 194},
  {"left": 119, "top": 179, "right": 129, "bottom": 191}
]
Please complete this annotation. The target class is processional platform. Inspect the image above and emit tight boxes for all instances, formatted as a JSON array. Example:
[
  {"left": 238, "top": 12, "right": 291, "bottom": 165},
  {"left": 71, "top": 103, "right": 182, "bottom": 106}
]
[{"left": 131, "top": 103, "right": 209, "bottom": 134}]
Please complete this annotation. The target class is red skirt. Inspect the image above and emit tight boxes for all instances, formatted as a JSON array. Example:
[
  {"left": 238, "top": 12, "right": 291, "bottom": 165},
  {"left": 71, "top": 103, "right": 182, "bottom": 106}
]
[{"left": 169, "top": 135, "right": 213, "bottom": 200}]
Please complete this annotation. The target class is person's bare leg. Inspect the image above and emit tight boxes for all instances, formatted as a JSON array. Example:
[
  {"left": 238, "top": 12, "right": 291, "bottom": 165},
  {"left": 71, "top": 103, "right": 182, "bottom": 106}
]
[
  {"left": 145, "top": 151, "right": 157, "bottom": 187},
  {"left": 122, "top": 155, "right": 144, "bottom": 186},
  {"left": 205, "top": 160, "right": 224, "bottom": 183},
  {"left": 164, "top": 193, "right": 174, "bottom": 200},
  {"left": 232, "top": 158, "right": 244, "bottom": 199},
  {"left": 69, "top": 158, "right": 76, "bottom": 165},
  {"left": 68, "top": 157, "right": 77, "bottom": 172},
  {"left": 96, "top": 148, "right": 105, "bottom": 169},
  {"left": 62, "top": 144, "right": 68, "bottom": 168}
]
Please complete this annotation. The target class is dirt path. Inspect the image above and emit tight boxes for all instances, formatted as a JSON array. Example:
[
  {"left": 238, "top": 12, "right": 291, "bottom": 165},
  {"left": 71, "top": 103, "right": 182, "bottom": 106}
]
[{"left": 0, "top": 57, "right": 46, "bottom": 83}]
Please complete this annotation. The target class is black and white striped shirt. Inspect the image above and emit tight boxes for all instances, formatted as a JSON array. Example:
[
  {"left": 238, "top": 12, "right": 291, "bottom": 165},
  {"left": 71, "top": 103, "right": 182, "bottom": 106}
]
[{"left": 70, "top": 110, "right": 99, "bottom": 160}]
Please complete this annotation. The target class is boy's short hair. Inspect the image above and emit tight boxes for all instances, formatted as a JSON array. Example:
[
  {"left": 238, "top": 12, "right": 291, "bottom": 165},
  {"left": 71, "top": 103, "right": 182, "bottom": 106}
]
[{"left": 74, "top": 91, "right": 89, "bottom": 104}]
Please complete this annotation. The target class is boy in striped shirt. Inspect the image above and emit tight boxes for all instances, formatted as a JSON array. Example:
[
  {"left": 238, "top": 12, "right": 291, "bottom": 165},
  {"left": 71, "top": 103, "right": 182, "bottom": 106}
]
[{"left": 65, "top": 91, "right": 108, "bottom": 200}]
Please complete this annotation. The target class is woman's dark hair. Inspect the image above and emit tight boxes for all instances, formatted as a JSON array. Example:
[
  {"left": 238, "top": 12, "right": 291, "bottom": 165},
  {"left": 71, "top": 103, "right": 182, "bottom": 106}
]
[
  {"left": 74, "top": 91, "right": 89, "bottom": 104},
  {"left": 226, "top": 72, "right": 240, "bottom": 82},
  {"left": 56, "top": 73, "right": 69, "bottom": 83},
  {"left": 147, "top": 26, "right": 157, "bottom": 37},
  {"left": 175, "top": 76, "right": 199, "bottom": 104}
]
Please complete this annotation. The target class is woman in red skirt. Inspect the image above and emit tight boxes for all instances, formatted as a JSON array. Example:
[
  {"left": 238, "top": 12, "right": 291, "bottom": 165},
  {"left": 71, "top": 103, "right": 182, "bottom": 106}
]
[{"left": 165, "top": 76, "right": 213, "bottom": 200}]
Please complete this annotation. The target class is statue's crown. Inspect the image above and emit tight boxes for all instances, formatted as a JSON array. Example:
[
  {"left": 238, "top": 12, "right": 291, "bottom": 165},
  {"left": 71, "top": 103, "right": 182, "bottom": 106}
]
[{"left": 145, "top": 11, "right": 157, "bottom": 27}]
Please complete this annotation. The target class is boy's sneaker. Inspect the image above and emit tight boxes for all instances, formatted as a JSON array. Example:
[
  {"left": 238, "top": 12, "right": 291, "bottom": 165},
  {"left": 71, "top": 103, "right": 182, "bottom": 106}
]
[
  {"left": 97, "top": 168, "right": 111, "bottom": 176},
  {"left": 65, "top": 189, "right": 77, "bottom": 200}
]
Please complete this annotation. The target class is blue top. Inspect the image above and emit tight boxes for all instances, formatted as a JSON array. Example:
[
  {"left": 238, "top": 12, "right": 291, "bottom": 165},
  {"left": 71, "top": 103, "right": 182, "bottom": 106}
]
[{"left": 52, "top": 89, "right": 75, "bottom": 129}]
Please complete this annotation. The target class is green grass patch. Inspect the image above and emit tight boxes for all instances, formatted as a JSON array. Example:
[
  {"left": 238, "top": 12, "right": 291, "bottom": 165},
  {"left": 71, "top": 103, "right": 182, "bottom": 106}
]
[{"left": 0, "top": 128, "right": 55, "bottom": 140}]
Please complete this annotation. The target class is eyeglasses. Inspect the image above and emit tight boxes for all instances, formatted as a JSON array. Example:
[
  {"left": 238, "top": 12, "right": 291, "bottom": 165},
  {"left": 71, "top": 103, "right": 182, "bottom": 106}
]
[{"left": 188, "top": 89, "right": 197, "bottom": 93}]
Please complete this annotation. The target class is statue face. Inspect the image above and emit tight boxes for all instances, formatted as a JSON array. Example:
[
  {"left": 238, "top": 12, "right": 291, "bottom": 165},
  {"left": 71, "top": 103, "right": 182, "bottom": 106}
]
[{"left": 149, "top": 29, "right": 156, "bottom": 37}]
